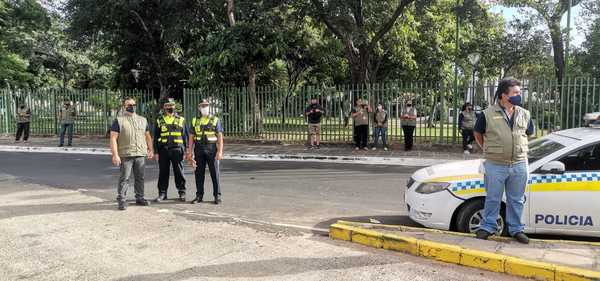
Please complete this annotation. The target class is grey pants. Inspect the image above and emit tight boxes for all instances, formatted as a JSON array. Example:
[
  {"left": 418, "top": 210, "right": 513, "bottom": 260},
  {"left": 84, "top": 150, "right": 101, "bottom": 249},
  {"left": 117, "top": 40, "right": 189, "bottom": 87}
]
[{"left": 117, "top": 156, "right": 145, "bottom": 201}]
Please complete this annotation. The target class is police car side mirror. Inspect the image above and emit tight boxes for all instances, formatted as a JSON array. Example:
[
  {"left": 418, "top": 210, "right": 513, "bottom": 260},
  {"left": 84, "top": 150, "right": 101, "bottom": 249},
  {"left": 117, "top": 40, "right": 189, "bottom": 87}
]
[{"left": 539, "top": 161, "right": 565, "bottom": 174}]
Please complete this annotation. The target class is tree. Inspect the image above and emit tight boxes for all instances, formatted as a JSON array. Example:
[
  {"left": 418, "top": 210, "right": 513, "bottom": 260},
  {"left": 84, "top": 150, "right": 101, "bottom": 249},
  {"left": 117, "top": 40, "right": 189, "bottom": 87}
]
[
  {"left": 502, "top": 0, "right": 587, "bottom": 81},
  {"left": 308, "top": 0, "right": 420, "bottom": 85}
]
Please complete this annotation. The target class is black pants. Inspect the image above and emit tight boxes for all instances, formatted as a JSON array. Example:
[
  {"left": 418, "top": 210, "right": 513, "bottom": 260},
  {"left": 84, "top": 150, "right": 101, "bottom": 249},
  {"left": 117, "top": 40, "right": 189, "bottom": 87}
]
[
  {"left": 462, "top": 129, "right": 474, "bottom": 150},
  {"left": 194, "top": 143, "right": 220, "bottom": 199},
  {"left": 402, "top": 125, "right": 415, "bottom": 150},
  {"left": 16, "top": 122, "right": 30, "bottom": 141},
  {"left": 355, "top": 125, "right": 369, "bottom": 148},
  {"left": 157, "top": 146, "right": 186, "bottom": 195}
]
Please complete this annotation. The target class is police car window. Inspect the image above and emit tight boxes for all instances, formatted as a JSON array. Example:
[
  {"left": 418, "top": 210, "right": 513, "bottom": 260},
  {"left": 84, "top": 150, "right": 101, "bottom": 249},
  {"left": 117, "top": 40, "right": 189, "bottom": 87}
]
[
  {"left": 557, "top": 143, "right": 600, "bottom": 171},
  {"left": 528, "top": 139, "right": 565, "bottom": 163}
]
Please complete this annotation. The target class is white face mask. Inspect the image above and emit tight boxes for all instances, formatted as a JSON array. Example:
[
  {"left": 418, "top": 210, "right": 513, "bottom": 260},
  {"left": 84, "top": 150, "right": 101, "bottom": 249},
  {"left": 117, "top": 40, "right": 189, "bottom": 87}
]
[
  {"left": 377, "top": 105, "right": 383, "bottom": 110},
  {"left": 200, "top": 107, "right": 210, "bottom": 116}
]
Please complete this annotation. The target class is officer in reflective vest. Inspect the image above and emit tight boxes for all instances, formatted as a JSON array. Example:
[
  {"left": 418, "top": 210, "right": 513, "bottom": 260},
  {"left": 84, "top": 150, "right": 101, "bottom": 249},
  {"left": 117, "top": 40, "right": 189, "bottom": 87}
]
[
  {"left": 186, "top": 99, "right": 224, "bottom": 204},
  {"left": 154, "top": 98, "right": 188, "bottom": 202}
]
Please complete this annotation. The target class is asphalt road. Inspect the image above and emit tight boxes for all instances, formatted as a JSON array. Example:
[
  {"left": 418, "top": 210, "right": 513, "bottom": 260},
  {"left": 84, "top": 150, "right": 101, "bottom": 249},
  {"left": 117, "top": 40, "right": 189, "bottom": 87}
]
[
  {"left": 0, "top": 152, "right": 422, "bottom": 231},
  {"left": 0, "top": 151, "right": 526, "bottom": 281}
]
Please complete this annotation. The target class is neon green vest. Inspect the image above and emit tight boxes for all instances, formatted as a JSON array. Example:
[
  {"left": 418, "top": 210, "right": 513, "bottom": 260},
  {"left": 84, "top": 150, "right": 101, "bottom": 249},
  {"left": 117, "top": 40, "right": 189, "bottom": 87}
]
[
  {"left": 192, "top": 116, "right": 219, "bottom": 144},
  {"left": 157, "top": 115, "right": 185, "bottom": 146}
]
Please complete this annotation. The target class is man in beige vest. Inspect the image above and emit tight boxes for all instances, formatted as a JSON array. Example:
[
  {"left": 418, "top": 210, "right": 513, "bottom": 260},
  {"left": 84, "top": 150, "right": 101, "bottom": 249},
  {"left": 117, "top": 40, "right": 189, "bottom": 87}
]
[
  {"left": 109, "top": 97, "right": 154, "bottom": 210},
  {"left": 15, "top": 103, "right": 31, "bottom": 143},
  {"left": 474, "top": 78, "right": 534, "bottom": 244}
]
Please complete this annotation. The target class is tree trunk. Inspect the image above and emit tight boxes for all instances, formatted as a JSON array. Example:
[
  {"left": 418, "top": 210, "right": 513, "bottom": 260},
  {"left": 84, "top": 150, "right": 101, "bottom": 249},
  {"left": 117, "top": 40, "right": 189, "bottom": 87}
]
[
  {"left": 548, "top": 21, "right": 565, "bottom": 82},
  {"left": 345, "top": 40, "right": 370, "bottom": 85},
  {"left": 247, "top": 64, "right": 262, "bottom": 135}
]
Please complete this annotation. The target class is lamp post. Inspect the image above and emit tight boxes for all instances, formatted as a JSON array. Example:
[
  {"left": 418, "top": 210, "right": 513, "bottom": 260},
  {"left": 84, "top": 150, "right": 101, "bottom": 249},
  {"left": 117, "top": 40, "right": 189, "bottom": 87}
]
[
  {"left": 130, "top": 69, "right": 140, "bottom": 89},
  {"left": 467, "top": 53, "right": 481, "bottom": 104}
]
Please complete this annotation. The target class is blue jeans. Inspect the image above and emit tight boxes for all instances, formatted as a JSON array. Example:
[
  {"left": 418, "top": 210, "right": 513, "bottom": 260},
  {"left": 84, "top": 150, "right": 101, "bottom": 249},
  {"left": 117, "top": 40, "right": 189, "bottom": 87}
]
[
  {"left": 373, "top": 127, "right": 387, "bottom": 148},
  {"left": 480, "top": 160, "right": 528, "bottom": 236},
  {"left": 59, "top": 123, "right": 74, "bottom": 145}
]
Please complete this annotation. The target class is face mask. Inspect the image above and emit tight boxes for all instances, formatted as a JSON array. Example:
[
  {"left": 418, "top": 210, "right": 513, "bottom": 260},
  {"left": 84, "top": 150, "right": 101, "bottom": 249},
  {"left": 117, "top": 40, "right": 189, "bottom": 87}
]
[
  {"left": 20, "top": 105, "right": 25, "bottom": 109},
  {"left": 125, "top": 105, "right": 136, "bottom": 113},
  {"left": 377, "top": 105, "right": 383, "bottom": 110},
  {"left": 406, "top": 104, "right": 412, "bottom": 107},
  {"left": 508, "top": 95, "right": 522, "bottom": 106},
  {"left": 200, "top": 107, "right": 209, "bottom": 116},
  {"left": 165, "top": 108, "right": 174, "bottom": 114},
  {"left": 64, "top": 104, "right": 70, "bottom": 107}
]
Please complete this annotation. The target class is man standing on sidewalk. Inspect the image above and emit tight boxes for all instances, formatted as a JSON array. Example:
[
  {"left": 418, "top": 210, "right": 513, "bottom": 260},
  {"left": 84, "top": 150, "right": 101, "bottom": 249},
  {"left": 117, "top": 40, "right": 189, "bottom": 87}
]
[
  {"left": 154, "top": 98, "right": 187, "bottom": 202},
  {"left": 474, "top": 78, "right": 534, "bottom": 244},
  {"left": 15, "top": 103, "right": 31, "bottom": 143},
  {"left": 372, "top": 102, "right": 388, "bottom": 151},
  {"left": 58, "top": 99, "right": 77, "bottom": 147},
  {"left": 304, "top": 97, "right": 324, "bottom": 149},
  {"left": 187, "top": 99, "right": 224, "bottom": 205},
  {"left": 110, "top": 97, "right": 154, "bottom": 210}
]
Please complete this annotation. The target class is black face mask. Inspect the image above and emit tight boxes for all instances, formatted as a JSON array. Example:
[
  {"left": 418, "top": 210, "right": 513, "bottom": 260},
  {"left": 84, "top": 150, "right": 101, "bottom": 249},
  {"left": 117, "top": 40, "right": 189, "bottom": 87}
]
[
  {"left": 165, "top": 108, "right": 174, "bottom": 114},
  {"left": 20, "top": 105, "right": 25, "bottom": 109},
  {"left": 126, "top": 105, "right": 136, "bottom": 113}
]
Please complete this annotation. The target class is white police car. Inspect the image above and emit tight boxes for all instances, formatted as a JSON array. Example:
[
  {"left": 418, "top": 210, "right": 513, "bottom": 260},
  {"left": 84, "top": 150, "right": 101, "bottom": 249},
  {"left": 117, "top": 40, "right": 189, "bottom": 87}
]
[{"left": 405, "top": 127, "right": 600, "bottom": 237}]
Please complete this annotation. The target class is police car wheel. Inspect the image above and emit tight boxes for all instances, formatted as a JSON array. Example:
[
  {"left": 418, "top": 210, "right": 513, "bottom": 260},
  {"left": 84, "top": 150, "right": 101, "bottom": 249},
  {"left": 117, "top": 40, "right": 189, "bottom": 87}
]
[{"left": 456, "top": 199, "right": 507, "bottom": 236}]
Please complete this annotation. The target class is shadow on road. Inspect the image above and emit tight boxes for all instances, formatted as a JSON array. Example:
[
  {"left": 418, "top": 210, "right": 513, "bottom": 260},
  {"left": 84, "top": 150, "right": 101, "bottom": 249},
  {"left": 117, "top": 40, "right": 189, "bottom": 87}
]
[{"left": 113, "top": 255, "right": 399, "bottom": 281}]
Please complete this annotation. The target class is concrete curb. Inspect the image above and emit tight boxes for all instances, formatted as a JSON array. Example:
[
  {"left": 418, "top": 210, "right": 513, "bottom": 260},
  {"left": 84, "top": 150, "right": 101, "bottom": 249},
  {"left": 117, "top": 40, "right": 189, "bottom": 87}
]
[
  {"left": 0, "top": 145, "right": 458, "bottom": 166},
  {"left": 330, "top": 221, "right": 600, "bottom": 281}
]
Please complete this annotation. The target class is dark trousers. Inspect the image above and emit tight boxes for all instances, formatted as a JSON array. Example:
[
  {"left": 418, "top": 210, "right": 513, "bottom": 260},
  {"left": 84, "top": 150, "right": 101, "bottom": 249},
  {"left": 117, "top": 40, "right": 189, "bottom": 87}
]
[
  {"left": 402, "top": 125, "right": 415, "bottom": 150},
  {"left": 59, "top": 123, "right": 74, "bottom": 145},
  {"left": 194, "top": 143, "right": 220, "bottom": 199},
  {"left": 354, "top": 125, "right": 369, "bottom": 148},
  {"left": 157, "top": 146, "right": 186, "bottom": 195},
  {"left": 16, "top": 122, "right": 30, "bottom": 141},
  {"left": 462, "top": 129, "right": 474, "bottom": 150}
]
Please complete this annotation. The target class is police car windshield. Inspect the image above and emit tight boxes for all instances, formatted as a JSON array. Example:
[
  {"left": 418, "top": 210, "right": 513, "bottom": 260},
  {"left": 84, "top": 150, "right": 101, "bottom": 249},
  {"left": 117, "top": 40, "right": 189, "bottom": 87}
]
[{"left": 528, "top": 138, "right": 565, "bottom": 163}]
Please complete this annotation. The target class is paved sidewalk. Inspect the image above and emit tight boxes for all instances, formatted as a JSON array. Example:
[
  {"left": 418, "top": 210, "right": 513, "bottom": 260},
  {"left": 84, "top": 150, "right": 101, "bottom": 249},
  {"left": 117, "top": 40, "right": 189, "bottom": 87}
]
[{"left": 1, "top": 135, "right": 478, "bottom": 166}]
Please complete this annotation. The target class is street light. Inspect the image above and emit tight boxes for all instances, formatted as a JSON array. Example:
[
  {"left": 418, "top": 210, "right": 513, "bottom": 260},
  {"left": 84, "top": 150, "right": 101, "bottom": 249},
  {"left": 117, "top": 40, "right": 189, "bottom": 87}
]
[{"left": 467, "top": 53, "right": 481, "bottom": 104}]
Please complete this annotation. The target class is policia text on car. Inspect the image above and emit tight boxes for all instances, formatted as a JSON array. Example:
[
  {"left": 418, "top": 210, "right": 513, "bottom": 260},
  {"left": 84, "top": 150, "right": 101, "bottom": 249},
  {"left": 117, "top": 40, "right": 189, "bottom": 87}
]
[
  {"left": 154, "top": 98, "right": 188, "bottom": 202},
  {"left": 187, "top": 99, "right": 224, "bottom": 205}
]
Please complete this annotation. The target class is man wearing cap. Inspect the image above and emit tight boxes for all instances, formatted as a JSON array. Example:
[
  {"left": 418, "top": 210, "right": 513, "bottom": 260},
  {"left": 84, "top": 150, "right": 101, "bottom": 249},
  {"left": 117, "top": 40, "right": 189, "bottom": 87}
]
[
  {"left": 186, "top": 99, "right": 224, "bottom": 204},
  {"left": 154, "top": 98, "right": 188, "bottom": 202}
]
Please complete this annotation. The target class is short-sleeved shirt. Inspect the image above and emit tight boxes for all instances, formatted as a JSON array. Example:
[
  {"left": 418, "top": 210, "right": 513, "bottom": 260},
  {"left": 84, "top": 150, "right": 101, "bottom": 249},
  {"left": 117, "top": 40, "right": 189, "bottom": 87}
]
[
  {"left": 474, "top": 109, "right": 534, "bottom": 136},
  {"left": 305, "top": 104, "right": 324, "bottom": 124},
  {"left": 111, "top": 119, "right": 151, "bottom": 133},
  {"left": 190, "top": 118, "right": 224, "bottom": 135}
]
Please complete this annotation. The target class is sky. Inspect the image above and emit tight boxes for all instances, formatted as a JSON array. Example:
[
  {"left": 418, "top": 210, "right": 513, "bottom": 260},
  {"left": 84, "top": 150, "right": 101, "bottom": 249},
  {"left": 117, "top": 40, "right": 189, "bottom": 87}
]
[{"left": 490, "top": 4, "right": 588, "bottom": 47}]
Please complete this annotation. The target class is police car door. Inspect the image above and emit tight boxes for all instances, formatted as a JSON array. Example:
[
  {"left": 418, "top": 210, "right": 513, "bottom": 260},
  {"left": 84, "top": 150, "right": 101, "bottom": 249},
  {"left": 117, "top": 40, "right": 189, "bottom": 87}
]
[{"left": 529, "top": 143, "right": 600, "bottom": 235}]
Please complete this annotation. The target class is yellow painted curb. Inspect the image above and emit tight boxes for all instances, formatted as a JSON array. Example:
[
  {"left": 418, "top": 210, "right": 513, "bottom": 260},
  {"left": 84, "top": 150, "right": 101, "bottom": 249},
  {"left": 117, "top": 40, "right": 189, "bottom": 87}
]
[
  {"left": 504, "top": 257, "right": 555, "bottom": 281},
  {"left": 460, "top": 248, "right": 505, "bottom": 273},
  {"left": 329, "top": 221, "right": 600, "bottom": 281}
]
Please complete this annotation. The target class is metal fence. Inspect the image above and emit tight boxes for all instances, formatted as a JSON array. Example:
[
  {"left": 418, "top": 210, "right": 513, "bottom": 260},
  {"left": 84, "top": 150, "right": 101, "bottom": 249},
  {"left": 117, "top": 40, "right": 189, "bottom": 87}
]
[
  {"left": 2, "top": 78, "right": 599, "bottom": 143},
  {"left": 184, "top": 78, "right": 600, "bottom": 144},
  {"left": 0, "top": 89, "right": 155, "bottom": 136}
]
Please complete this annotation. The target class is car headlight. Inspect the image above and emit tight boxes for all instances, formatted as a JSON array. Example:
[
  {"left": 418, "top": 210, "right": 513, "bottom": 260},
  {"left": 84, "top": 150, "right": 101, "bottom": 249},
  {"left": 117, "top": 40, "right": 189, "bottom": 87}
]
[{"left": 415, "top": 182, "right": 451, "bottom": 194}]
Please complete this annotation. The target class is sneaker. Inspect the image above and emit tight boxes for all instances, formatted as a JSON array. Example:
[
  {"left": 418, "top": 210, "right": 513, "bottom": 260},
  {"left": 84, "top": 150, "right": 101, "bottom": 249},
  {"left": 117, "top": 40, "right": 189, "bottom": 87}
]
[
  {"left": 315, "top": 145, "right": 320, "bottom": 149},
  {"left": 513, "top": 232, "right": 529, "bottom": 244},
  {"left": 178, "top": 193, "right": 186, "bottom": 202},
  {"left": 475, "top": 229, "right": 492, "bottom": 240},
  {"left": 135, "top": 199, "right": 150, "bottom": 206},
  {"left": 214, "top": 197, "right": 222, "bottom": 205},
  {"left": 384, "top": 147, "right": 388, "bottom": 151},
  {"left": 117, "top": 200, "right": 127, "bottom": 210},
  {"left": 467, "top": 144, "right": 473, "bottom": 150},
  {"left": 58, "top": 144, "right": 64, "bottom": 147},
  {"left": 362, "top": 147, "right": 369, "bottom": 151},
  {"left": 354, "top": 147, "right": 359, "bottom": 151},
  {"left": 464, "top": 150, "right": 471, "bottom": 155},
  {"left": 372, "top": 147, "right": 377, "bottom": 151},
  {"left": 154, "top": 193, "right": 167, "bottom": 202}
]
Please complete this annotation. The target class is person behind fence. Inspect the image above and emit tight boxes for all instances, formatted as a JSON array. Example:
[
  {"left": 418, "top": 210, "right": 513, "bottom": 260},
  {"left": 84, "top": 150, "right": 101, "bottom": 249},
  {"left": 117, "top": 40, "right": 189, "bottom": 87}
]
[
  {"left": 15, "top": 103, "right": 31, "bottom": 143},
  {"left": 109, "top": 97, "right": 154, "bottom": 210},
  {"left": 154, "top": 98, "right": 188, "bottom": 202},
  {"left": 58, "top": 99, "right": 77, "bottom": 147},
  {"left": 305, "top": 97, "right": 324, "bottom": 149},
  {"left": 473, "top": 77, "right": 534, "bottom": 244},
  {"left": 400, "top": 100, "right": 417, "bottom": 151},
  {"left": 187, "top": 99, "right": 224, "bottom": 205},
  {"left": 372, "top": 102, "right": 388, "bottom": 151},
  {"left": 351, "top": 98, "right": 371, "bottom": 150},
  {"left": 459, "top": 102, "right": 476, "bottom": 154}
]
